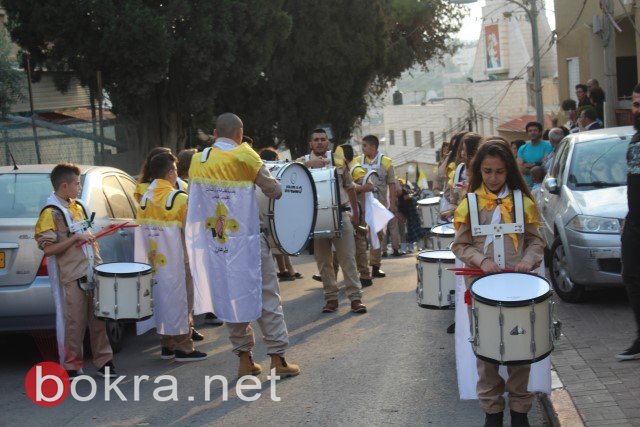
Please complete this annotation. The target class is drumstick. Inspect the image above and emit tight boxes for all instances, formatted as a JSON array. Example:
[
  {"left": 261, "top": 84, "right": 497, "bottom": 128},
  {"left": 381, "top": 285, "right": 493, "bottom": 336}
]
[{"left": 75, "top": 222, "right": 138, "bottom": 247}]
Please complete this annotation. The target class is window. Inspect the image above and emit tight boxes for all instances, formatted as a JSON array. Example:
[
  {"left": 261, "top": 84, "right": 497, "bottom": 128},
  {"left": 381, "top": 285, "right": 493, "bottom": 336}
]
[
  {"left": 389, "top": 130, "right": 395, "bottom": 145},
  {"left": 429, "top": 132, "right": 435, "bottom": 148},
  {"left": 550, "top": 140, "right": 570, "bottom": 180},
  {"left": 402, "top": 130, "right": 407, "bottom": 146},
  {"left": 102, "top": 175, "right": 135, "bottom": 219},
  {"left": 116, "top": 175, "right": 139, "bottom": 214},
  {"left": 0, "top": 173, "right": 53, "bottom": 218},
  {"left": 414, "top": 130, "right": 422, "bottom": 147},
  {"left": 566, "top": 137, "right": 628, "bottom": 190}
]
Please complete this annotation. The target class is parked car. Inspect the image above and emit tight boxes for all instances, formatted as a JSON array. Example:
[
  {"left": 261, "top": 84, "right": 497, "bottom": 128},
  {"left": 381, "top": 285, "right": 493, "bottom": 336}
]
[
  {"left": 0, "top": 164, "right": 138, "bottom": 351},
  {"left": 538, "top": 126, "right": 631, "bottom": 302}
]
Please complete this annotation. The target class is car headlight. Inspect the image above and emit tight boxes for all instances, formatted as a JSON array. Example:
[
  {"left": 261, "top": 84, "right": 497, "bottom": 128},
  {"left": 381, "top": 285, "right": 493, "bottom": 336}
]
[{"left": 567, "top": 215, "right": 621, "bottom": 234}]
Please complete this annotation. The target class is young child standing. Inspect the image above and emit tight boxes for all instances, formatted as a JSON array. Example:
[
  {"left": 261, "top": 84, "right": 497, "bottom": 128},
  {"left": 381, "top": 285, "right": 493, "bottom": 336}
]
[
  {"left": 35, "top": 163, "right": 116, "bottom": 378},
  {"left": 451, "top": 140, "right": 546, "bottom": 427},
  {"left": 135, "top": 152, "right": 207, "bottom": 362}
]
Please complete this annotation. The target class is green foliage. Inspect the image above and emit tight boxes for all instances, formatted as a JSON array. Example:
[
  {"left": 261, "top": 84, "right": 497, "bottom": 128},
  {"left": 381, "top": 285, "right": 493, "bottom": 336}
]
[
  {"left": 0, "top": 32, "right": 24, "bottom": 117},
  {"left": 2, "top": 0, "right": 461, "bottom": 154}
]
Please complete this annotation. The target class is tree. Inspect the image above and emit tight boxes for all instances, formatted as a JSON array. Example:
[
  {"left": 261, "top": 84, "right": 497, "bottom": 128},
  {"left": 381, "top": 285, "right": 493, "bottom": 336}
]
[
  {"left": 0, "top": 30, "right": 24, "bottom": 118},
  {"left": 223, "top": 0, "right": 464, "bottom": 156},
  {"left": 2, "top": 0, "right": 291, "bottom": 154}
]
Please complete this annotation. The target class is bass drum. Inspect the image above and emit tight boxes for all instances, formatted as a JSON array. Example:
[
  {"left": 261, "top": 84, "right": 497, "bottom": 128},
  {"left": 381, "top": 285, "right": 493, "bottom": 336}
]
[
  {"left": 309, "top": 167, "right": 342, "bottom": 239},
  {"left": 257, "top": 161, "right": 317, "bottom": 255}
]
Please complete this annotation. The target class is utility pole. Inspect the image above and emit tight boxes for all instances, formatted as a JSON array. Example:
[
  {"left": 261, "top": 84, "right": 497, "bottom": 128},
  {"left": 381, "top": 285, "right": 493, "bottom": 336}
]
[
  {"left": 25, "top": 54, "right": 42, "bottom": 164},
  {"left": 529, "top": 0, "right": 545, "bottom": 125},
  {"left": 600, "top": 0, "right": 618, "bottom": 127}
]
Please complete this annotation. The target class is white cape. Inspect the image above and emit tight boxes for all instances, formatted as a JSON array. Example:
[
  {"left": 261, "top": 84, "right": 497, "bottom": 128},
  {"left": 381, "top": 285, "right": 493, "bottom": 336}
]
[{"left": 455, "top": 260, "right": 552, "bottom": 399}]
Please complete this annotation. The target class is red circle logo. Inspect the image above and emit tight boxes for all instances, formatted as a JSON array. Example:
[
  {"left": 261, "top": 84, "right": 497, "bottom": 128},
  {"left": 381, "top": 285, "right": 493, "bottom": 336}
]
[{"left": 24, "top": 362, "right": 70, "bottom": 407}]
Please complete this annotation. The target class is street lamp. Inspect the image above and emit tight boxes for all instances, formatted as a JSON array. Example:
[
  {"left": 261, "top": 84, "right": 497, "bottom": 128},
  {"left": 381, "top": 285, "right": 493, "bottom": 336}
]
[
  {"left": 449, "top": 0, "right": 545, "bottom": 125},
  {"left": 429, "top": 97, "right": 478, "bottom": 132}
]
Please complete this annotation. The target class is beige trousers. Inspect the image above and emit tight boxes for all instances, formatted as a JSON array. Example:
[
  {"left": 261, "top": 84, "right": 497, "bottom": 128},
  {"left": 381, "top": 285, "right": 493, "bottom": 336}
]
[
  {"left": 226, "top": 235, "right": 289, "bottom": 356},
  {"left": 355, "top": 226, "right": 371, "bottom": 279},
  {"left": 62, "top": 280, "right": 112, "bottom": 371},
  {"left": 314, "top": 218, "right": 363, "bottom": 302},
  {"left": 476, "top": 359, "right": 534, "bottom": 414}
]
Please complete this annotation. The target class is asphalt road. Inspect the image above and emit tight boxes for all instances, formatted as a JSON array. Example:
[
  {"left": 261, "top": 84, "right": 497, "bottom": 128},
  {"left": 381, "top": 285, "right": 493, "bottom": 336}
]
[{"left": 0, "top": 253, "right": 547, "bottom": 426}]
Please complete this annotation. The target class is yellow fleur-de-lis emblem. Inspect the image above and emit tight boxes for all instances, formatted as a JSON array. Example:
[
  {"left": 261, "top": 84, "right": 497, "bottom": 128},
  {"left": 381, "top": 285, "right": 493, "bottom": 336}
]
[
  {"left": 205, "top": 201, "right": 240, "bottom": 244},
  {"left": 148, "top": 238, "right": 167, "bottom": 273}
]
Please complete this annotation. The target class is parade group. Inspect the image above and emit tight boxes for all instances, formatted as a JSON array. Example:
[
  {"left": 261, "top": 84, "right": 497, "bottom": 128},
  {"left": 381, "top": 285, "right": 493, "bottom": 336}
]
[{"left": 35, "top": 111, "right": 575, "bottom": 427}]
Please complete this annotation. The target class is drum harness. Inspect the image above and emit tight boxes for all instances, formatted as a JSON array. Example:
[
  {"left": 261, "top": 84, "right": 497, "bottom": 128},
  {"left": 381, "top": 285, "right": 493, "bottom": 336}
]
[
  {"left": 467, "top": 189, "right": 538, "bottom": 361},
  {"left": 42, "top": 196, "right": 96, "bottom": 294}
]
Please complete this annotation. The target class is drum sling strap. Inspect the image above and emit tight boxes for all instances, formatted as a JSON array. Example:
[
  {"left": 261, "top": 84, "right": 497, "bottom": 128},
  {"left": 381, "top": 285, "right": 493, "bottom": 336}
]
[
  {"left": 467, "top": 190, "right": 524, "bottom": 269},
  {"left": 453, "top": 163, "right": 465, "bottom": 186},
  {"left": 41, "top": 197, "right": 96, "bottom": 291},
  {"left": 140, "top": 189, "right": 186, "bottom": 210}
]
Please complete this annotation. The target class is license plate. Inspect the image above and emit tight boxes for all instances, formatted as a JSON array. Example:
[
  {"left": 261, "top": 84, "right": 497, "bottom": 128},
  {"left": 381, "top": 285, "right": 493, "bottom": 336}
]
[{"left": 0, "top": 251, "right": 4, "bottom": 269}]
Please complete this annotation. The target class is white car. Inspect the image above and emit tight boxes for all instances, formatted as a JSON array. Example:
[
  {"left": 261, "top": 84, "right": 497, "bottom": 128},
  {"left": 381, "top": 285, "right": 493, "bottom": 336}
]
[
  {"left": 539, "top": 126, "right": 630, "bottom": 302},
  {"left": 0, "top": 164, "right": 138, "bottom": 351}
]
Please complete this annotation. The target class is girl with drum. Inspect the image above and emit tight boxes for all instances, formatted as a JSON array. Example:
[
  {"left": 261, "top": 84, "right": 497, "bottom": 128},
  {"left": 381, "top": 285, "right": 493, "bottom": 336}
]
[{"left": 451, "top": 140, "right": 546, "bottom": 427}]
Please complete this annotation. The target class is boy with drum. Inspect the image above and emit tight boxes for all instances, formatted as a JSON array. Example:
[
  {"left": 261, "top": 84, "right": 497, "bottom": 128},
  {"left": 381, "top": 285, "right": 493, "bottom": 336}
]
[
  {"left": 135, "top": 152, "right": 207, "bottom": 362},
  {"left": 451, "top": 140, "right": 546, "bottom": 427},
  {"left": 35, "top": 163, "right": 116, "bottom": 378},
  {"left": 299, "top": 129, "right": 367, "bottom": 314}
]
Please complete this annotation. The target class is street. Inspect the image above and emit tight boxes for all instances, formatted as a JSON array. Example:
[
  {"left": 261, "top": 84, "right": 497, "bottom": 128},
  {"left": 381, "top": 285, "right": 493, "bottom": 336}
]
[{"left": 1, "top": 254, "right": 547, "bottom": 426}]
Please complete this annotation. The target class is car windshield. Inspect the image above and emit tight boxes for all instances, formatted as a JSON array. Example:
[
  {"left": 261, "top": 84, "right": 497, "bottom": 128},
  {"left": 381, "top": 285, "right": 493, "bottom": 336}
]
[
  {"left": 0, "top": 173, "right": 54, "bottom": 218},
  {"left": 566, "top": 137, "right": 628, "bottom": 190}
]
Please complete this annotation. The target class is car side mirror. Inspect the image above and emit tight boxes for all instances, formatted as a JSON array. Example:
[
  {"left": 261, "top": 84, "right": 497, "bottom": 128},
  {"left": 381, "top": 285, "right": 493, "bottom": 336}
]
[{"left": 544, "top": 178, "right": 559, "bottom": 195}]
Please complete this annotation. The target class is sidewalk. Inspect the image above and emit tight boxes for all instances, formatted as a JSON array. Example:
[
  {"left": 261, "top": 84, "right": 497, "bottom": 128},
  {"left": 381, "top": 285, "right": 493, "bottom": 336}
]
[{"left": 543, "top": 289, "right": 640, "bottom": 426}]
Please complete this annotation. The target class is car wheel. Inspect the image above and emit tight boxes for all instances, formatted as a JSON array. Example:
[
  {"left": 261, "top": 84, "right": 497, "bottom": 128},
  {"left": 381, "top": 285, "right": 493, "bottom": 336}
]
[
  {"left": 105, "top": 319, "right": 124, "bottom": 353},
  {"left": 549, "top": 237, "right": 586, "bottom": 303}
]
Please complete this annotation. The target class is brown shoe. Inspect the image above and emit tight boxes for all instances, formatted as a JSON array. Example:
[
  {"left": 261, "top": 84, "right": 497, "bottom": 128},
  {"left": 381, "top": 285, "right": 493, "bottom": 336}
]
[
  {"left": 322, "top": 300, "right": 339, "bottom": 313},
  {"left": 238, "top": 351, "right": 262, "bottom": 377},
  {"left": 350, "top": 300, "right": 367, "bottom": 314},
  {"left": 270, "top": 354, "right": 300, "bottom": 378}
]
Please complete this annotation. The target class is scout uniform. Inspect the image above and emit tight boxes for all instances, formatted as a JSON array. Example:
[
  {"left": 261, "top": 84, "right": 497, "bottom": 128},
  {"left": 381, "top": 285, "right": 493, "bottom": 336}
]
[
  {"left": 186, "top": 138, "right": 290, "bottom": 357},
  {"left": 298, "top": 151, "right": 363, "bottom": 306},
  {"left": 348, "top": 161, "right": 372, "bottom": 282},
  {"left": 357, "top": 152, "right": 398, "bottom": 265},
  {"left": 35, "top": 194, "right": 112, "bottom": 371},
  {"left": 451, "top": 184, "right": 546, "bottom": 415},
  {"left": 135, "top": 179, "right": 193, "bottom": 354}
]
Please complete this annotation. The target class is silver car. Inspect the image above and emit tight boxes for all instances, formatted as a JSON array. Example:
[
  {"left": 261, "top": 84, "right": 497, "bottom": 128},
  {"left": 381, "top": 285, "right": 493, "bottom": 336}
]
[
  {"left": 0, "top": 164, "right": 138, "bottom": 351},
  {"left": 539, "top": 126, "right": 631, "bottom": 302}
]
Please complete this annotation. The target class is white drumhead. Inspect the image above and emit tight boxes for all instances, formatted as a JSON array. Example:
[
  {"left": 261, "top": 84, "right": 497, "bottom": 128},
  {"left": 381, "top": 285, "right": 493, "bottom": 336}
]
[
  {"left": 431, "top": 223, "right": 455, "bottom": 236},
  {"left": 418, "top": 197, "right": 441, "bottom": 206},
  {"left": 272, "top": 163, "right": 315, "bottom": 254},
  {"left": 95, "top": 262, "right": 152, "bottom": 275},
  {"left": 472, "top": 273, "right": 551, "bottom": 302},
  {"left": 417, "top": 250, "right": 456, "bottom": 262}
]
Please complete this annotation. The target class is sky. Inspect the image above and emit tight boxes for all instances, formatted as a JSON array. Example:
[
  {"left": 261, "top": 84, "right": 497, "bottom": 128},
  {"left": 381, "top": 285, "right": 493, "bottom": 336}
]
[{"left": 455, "top": 0, "right": 556, "bottom": 42}]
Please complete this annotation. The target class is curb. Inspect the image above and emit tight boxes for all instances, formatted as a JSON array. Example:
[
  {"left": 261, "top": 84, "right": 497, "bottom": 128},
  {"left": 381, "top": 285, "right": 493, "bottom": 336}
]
[{"left": 539, "top": 368, "right": 585, "bottom": 427}]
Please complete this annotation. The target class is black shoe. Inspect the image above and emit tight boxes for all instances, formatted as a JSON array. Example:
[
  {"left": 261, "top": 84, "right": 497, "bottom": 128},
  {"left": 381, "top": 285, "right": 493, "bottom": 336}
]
[
  {"left": 161, "top": 347, "right": 175, "bottom": 360},
  {"left": 372, "top": 266, "right": 386, "bottom": 278},
  {"left": 392, "top": 249, "right": 406, "bottom": 257},
  {"left": 510, "top": 410, "right": 530, "bottom": 427},
  {"left": 204, "top": 313, "right": 224, "bottom": 326},
  {"left": 360, "top": 278, "right": 373, "bottom": 287},
  {"left": 191, "top": 328, "right": 204, "bottom": 341},
  {"left": 97, "top": 361, "right": 117, "bottom": 378},
  {"left": 278, "top": 272, "right": 296, "bottom": 281},
  {"left": 175, "top": 350, "right": 208, "bottom": 362},
  {"left": 66, "top": 370, "right": 79, "bottom": 380},
  {"left": 616, "top": 339, "right": 640, "bottom": 360},
  {"left": 381, "top": 252, "right": 388, "bottom": 258},
  {"left": 484, "top": 411, "right": 503, "bottom": 427},
  {"left": 312, "top": 274, "right": 322, "bottom": 282},
  {"left": 446, "top": 322, "right": 455, "bottom": 334}
]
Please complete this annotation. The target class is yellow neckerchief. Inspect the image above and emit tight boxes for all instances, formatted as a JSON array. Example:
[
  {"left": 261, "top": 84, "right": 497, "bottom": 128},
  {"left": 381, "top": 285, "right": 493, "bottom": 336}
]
[{"left": 454, "top": 184, "right": 541, "bottom": 250}]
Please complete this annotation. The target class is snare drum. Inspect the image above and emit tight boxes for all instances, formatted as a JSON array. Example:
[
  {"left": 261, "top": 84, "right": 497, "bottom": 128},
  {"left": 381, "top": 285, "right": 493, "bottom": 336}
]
[
  {"left": 417, "top": 197, "right": 441, "bottom": 229},
  {"left": 257, "top": 162, "right": 317, "bottom": 255},
  {"left": 416, "top": 250, "right": 456, "bottom": 309},
  {"left": 430, "top": 223, "right": 455, "bottom": 250},
  {"left": 470, "top": 272, "right": 558, "bottom": 364},
  {"left": 309, "top": 167, "right": 342, "bottom": 238},
  {"left": 94, "top": 262, "right": 153, "bottom": 321}
]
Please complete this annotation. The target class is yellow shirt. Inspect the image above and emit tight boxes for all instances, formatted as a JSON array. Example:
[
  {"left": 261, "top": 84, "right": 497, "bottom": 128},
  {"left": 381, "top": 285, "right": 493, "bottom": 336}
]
[
  {"left": 189, "top": 142, "right": 262, "bottom": 185},
  {"left": 136, "top": 179, "right": 188, "bottom": 227}
]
